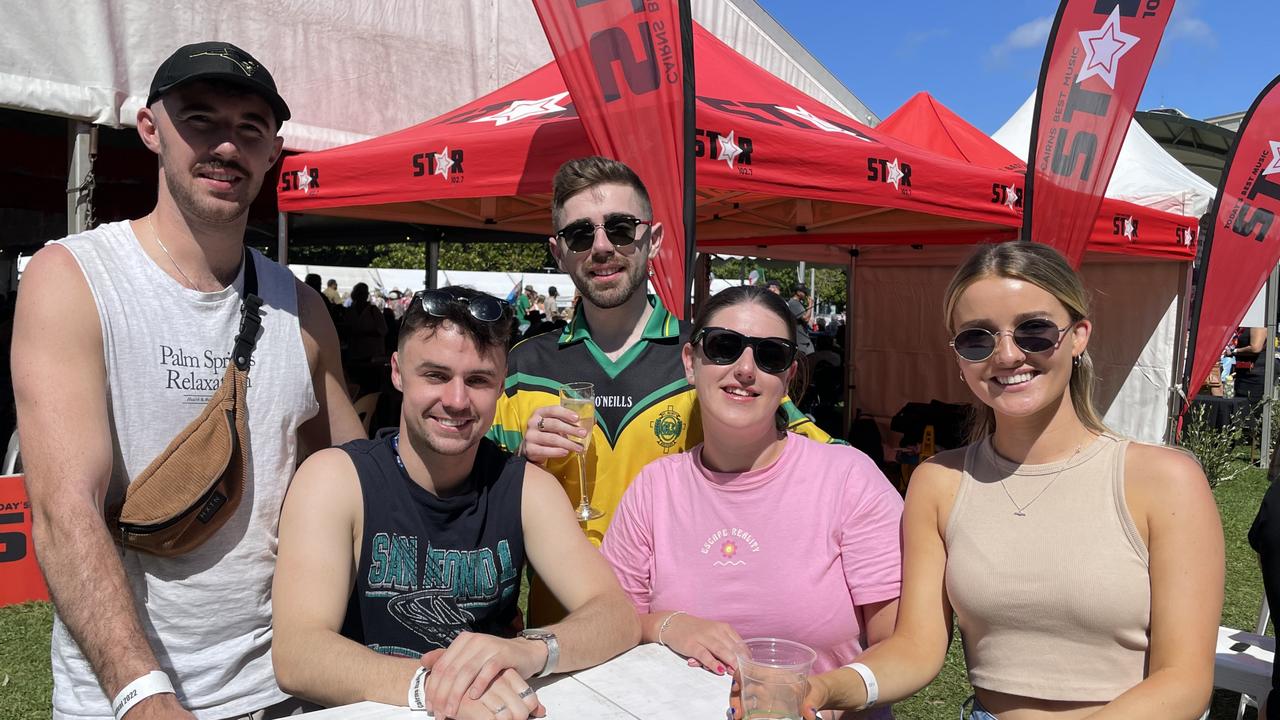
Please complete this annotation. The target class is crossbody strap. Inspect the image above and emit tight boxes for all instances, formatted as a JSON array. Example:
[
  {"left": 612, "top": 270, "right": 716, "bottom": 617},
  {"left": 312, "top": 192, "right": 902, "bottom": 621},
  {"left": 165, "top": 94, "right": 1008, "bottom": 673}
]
[{"left": 231, "top": 250, "right": 263, "bottom": 372}]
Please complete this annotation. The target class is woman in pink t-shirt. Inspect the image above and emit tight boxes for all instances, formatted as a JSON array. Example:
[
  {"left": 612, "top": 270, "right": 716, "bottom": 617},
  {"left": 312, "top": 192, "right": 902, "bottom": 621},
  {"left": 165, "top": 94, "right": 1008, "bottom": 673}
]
[{"left": 601, "top": 285, "right": 903, "bottom": 681}]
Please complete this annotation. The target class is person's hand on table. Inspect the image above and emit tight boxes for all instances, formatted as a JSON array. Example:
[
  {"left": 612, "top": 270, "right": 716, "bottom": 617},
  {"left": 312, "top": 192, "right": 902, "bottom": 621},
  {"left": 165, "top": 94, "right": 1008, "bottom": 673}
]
[
  {"left": 443, "top": 668, "right": 545, "bottom": 720},
  {"left": 422, "top": 632, "right": 547, "bottom": 718},
  {"left": 661, "top": 613, "right": 743, "bottom": 676},
  {"left": 729, "top": 668, "right": 833, "bottom": 720},
  {"left": 520, "top": 405, "right": 587, "bottom": 464}
]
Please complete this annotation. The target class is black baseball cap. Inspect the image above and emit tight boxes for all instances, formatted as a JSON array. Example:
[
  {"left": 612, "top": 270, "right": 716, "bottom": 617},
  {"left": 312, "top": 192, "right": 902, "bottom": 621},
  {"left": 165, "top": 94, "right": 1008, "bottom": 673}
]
[{"left": 148, "top": 42, "right": 290, "bottom": 124}]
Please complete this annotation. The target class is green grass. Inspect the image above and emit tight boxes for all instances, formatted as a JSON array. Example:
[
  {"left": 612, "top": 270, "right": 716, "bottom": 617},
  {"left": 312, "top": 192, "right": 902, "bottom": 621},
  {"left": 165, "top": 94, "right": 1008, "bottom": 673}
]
[
  {"left": 0, "top": 601, "right": 52, "bottom": 720},
  {"left": 1, "top": 464, "right": 1274, "bottom": 718}
]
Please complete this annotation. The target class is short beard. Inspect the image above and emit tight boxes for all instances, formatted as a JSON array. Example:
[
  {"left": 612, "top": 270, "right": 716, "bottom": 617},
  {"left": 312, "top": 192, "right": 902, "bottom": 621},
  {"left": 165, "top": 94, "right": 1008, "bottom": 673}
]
[
  {"left": 159, "top": 138, "right": 253, "bottom": 225},
  {"left": 574, "top": 254, "right": 649, "bottom": 310}
]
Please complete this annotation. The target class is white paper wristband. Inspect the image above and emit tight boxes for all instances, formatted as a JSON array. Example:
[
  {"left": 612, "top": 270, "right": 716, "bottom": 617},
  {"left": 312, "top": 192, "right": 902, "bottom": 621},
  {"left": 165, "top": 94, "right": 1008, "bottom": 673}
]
[
  {"left": 407, "top": 666, "right": 430, "bottom": 711},
  {"left": 844, "top": 661, "right": 878, "bottom": 710},
  {"left": 112, "top": 670, "right": 175, "bottom": 720}
]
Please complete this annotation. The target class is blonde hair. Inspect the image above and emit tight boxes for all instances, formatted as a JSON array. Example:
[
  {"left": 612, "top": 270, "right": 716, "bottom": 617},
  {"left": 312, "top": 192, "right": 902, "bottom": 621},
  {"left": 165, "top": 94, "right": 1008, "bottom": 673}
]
[{"left": 942, "top": 242, "right": 1109, "bottom": 442}]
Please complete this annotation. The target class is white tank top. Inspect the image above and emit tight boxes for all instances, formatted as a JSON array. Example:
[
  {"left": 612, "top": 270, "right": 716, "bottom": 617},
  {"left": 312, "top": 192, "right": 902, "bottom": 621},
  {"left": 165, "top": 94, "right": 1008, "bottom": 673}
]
[{"left": 49, "top": 221, "right": 319, "bottom": 719}]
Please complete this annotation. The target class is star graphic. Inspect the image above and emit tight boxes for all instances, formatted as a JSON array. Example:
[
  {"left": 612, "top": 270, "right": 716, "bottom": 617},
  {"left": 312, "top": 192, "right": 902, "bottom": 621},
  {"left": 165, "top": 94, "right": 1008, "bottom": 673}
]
[
  {"left": 1263, "top": 140, "right": 1280, "bottom": 177},
  {"left": 1076, "top": 6, "right": 1140, "bottom": 89},
  {"left": 433, "top": 147, "right": 454, "bottom": 181},
  {"left": 777, "top": 105, "right": 871, "bottom": 142},
  {"left": 1122, "top": 216, "right": 1136, "bottom": 240},
  {"left": 1004, "top": 185, "right": 1020, "bottom": 211},
  {"left": 297, "top": 165, "right": 313, "bottom": 194},
  {"left": 717, "top": 131, "right": 743, "bottom": 169},
  {"left": 473, "top": 92, "right": 570, "bottom": 126},
  {"left": 885, "top": 158, "right": 905, "bottom": 190}
]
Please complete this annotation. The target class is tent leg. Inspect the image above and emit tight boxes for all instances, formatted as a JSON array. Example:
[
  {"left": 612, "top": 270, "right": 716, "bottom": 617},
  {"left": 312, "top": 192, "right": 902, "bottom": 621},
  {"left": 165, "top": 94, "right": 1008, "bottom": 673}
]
[
  {"left": 426, "top": 238, "right": 440, "bottom": 290},
  {"left": 843, "top": 251, "right": 857, "bottom": 440},
  {"left": 277, "top": 212, "right": 289, "bottom": 265},
  {"left": 1262, "top": 265, "right": 1279, "bottom": 469},
  {"left": 66, "top": 121, "right": 96, "bottom": 236}
]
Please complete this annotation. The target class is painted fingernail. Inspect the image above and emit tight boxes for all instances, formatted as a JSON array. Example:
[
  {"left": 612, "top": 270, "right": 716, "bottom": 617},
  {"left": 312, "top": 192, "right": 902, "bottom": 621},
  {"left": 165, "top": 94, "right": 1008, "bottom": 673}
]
[{"left": 717, "top": 664, "right": 725, "bottom": 674}]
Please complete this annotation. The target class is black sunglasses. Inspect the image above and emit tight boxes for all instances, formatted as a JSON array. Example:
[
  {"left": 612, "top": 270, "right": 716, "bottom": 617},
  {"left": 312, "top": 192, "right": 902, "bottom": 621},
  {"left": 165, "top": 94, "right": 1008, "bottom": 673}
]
[
  {"left": 949, "top": 318, "right": 1073, "bottom": 362},
  {"left": 692, "top": 327, "right": 798, "bottom": 374},
  {"left": 414, "top": 290, "right": 510, "bottom": 323},
  {"left": 555, "top": 215, "right": 652, "bottom": 253}
]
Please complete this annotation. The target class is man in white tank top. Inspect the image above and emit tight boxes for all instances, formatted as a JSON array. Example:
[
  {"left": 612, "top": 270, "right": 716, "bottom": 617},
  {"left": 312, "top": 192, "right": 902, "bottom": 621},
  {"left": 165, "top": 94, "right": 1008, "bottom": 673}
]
[{"left": 12, "top": 42, "right": 365, "bottom": 720}]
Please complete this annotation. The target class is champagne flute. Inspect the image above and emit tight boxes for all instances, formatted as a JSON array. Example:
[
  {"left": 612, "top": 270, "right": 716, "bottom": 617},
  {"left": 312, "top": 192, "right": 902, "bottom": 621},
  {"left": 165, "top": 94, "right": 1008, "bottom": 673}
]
[{"left": 559, "top": 382, "right": 603, "bottom": 521}]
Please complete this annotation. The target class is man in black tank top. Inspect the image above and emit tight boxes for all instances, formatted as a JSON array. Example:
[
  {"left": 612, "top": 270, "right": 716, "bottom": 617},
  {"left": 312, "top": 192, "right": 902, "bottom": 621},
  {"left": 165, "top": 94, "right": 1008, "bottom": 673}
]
[{"left": 272, "top": 287, "right": 640, "bottom": 719}]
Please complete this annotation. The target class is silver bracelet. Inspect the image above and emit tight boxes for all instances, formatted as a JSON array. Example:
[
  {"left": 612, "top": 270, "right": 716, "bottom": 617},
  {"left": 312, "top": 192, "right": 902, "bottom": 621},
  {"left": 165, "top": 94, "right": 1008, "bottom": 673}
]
[{"left": 658, "top": 610, "right": 687, "bottom": 647}]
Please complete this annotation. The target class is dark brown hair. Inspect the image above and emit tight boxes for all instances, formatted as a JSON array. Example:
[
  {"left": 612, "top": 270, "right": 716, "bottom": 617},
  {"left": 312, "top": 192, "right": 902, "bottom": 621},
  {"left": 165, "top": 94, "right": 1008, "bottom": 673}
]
[
  {"left": 551, "top": 156, "right": 652, "bottom": 230},
  {"left": 690, "top": 285, "right": 808, "bottom": 406},
  {"left": 398, "top": 286, "right": 514, "bottom": 356}
]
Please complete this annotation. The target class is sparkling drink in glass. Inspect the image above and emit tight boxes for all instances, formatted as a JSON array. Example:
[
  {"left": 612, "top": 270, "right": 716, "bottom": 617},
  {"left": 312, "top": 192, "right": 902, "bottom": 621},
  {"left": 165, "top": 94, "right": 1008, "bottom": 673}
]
[
  {"left": 735, "top": 638, "right": 816, "bottom": 720},
  {"left": 559, "top": 382, "right": 602, "bottom": 521}
]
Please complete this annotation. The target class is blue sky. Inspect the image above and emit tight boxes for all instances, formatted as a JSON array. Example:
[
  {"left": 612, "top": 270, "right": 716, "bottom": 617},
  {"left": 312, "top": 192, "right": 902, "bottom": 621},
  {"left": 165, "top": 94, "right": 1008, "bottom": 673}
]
[{"left": 755, "top": 0, "right": 1275, "bottom": 133}]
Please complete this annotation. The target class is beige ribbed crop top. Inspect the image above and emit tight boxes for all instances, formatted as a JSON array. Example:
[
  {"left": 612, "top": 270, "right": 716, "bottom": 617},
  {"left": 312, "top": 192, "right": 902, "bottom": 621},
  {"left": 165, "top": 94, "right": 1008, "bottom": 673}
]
[{"left": 944, "top": 434, "right": 1150, "bottom": 702}]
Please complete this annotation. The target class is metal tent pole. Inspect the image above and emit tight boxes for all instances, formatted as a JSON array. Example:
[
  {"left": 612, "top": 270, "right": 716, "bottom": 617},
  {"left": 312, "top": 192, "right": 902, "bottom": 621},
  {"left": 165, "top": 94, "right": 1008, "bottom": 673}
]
[
  {"left": 277, "top": 212, "right": 289, "bottom": 265},
  {"left": 67, "top": 121, "right": 96, "bottom": 235},
  {"left": 1262, "top": 264, "right": 1279, "bottom": 469}
]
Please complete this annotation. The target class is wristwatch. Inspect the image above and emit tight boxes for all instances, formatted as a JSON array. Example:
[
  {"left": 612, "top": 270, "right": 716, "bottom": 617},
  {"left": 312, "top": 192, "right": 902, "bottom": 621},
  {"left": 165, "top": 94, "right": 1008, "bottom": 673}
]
[{"left": 519, "top": 628, "right": 560, "bottom": 678}]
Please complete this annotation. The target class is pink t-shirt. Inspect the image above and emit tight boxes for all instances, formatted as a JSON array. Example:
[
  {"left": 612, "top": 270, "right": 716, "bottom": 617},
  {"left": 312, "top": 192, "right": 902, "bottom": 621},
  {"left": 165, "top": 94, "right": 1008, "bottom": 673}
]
[{"left": 602, "top": 433, "right": 904, "bottom": 674}]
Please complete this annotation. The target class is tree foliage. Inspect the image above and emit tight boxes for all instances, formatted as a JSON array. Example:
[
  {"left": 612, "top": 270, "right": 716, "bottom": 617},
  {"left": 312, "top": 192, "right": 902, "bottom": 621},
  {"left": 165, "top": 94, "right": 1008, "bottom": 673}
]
[
  {"left": 287, "top": 240, "right": 555, "bottom": 273},
  {"left": 708, "top": 257, "right": 848, "bottom": 312}
]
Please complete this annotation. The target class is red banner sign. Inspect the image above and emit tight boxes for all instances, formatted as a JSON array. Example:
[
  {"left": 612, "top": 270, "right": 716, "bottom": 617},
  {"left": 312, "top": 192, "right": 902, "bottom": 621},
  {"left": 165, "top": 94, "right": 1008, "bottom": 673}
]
[
  {"left": 1185, "top": 74, "right": 1280, "bottom": 400},
  {"left": 532, "top": 0, "right": 695, "bottom": 317},
  {"left": 1024, "top": 0, "right": 1175, "bottom": 266}
]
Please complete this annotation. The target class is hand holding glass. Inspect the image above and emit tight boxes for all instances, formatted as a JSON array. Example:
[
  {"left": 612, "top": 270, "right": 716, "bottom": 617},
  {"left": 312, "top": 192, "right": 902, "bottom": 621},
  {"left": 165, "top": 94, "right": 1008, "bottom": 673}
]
[
  {"left": 736, "top": 638, "right": 816, "bottom": 720},
  {"left": 559, "top": 382, "right": 603, "bottom": 521}
]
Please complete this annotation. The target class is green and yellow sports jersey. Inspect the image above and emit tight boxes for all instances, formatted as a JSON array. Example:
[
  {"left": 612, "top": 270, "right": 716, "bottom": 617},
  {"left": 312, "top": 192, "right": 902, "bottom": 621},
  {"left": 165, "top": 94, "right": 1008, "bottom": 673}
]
[{"left": 489, "top": 296, "right": 835, "bottom": 623}]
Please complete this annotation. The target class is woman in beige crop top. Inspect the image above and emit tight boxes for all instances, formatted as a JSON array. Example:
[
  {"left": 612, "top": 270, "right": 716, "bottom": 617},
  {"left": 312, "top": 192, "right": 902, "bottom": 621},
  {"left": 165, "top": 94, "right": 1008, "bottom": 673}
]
[{"left": 782, "top": 243, "right": 1224, "bottom": 719}]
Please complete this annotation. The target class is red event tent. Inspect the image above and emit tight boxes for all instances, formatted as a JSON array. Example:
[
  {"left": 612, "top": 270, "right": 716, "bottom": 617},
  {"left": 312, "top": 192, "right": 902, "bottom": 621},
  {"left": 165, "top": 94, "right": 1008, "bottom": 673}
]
[
  {"left": 875, "top": 92, "right": 1198, "bottom": 261},
  {"left": 278, "top": 25, "right": 1025, "bottom": 255}
]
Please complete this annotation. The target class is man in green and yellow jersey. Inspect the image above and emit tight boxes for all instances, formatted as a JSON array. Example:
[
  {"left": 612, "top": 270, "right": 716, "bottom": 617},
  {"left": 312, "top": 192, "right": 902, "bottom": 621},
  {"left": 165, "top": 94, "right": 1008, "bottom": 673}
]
[{"left": 488, "top": 156, "right": 834, "bottom": 623}]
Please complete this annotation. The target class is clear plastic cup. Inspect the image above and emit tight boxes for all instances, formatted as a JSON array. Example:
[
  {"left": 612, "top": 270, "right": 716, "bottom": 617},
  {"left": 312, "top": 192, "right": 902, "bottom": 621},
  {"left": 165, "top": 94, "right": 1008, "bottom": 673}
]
[{"left": 735, "top": 638, "right": 816, "bottom": 720}]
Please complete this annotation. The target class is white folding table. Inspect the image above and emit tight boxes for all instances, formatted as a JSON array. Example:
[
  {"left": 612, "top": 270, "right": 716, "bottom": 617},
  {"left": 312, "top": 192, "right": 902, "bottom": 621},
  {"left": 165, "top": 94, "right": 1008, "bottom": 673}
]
[{"left": 295, "top": 644, "right": 732, "bottom": 719}]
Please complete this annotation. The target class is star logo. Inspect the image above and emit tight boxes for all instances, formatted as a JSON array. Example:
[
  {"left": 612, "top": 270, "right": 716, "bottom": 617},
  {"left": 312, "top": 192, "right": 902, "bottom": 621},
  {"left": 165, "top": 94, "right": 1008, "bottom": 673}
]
[
  {"left": 885, "top": 158, "right": 905, "bottom": 190},
  {"left": 1263, "top": 140, "right": 1280, "bottom": 177},
  {"left": 473, "top": 92, "right": 570, "bottom": 126},
  {"left": 433, "top": 147, "right": 455, "bottom": 181},
  {"left": 1076, "top": 6, "right": 1140, "bottom": 89},
  {"left": 1003, "top": 184, "right": 1020, "bottom": 210},
  {"left": 717, "top": 131, "right": 743, "bottom": 169},
  {"left": 1122, "top": 216, "right": 1136, "bottom": 240},
  {"left": 297, "top": 165, "right": 313, "bottom": 194},
  {"left": 777, "top": 105, "right": 871, "bottom": 142}
]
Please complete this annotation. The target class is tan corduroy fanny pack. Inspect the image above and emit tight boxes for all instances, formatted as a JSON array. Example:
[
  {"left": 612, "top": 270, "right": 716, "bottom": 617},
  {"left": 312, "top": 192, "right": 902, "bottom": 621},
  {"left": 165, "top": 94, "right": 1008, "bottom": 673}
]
[{"left": 108, "top": 253, "right": 263, "bottom": 556}]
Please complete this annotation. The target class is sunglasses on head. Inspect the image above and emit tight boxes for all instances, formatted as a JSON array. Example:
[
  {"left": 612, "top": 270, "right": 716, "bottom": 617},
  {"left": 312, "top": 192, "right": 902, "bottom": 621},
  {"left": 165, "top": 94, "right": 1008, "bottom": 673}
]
[
  {"left": 555, "top": 215, "right": 651, "bottom": 253},
  {"left": 692, "top": 327, "right": 798, "bottom": 374},
  {"left": 949, "top": 317, "right": 1073, "bottom": 362},
  {"left": 414, "top": 289, "right": 510, "bottom": 323}
]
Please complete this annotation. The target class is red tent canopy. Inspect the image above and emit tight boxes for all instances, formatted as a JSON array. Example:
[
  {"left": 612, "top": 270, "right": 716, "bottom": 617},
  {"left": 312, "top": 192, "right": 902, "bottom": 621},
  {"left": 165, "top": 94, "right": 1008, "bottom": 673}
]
[
  {"left": 279, "top": 25, "right": 1022, "bottom": 250},
  {"left": 876, "top": 92, "right": 1198, "bottom": 260}
]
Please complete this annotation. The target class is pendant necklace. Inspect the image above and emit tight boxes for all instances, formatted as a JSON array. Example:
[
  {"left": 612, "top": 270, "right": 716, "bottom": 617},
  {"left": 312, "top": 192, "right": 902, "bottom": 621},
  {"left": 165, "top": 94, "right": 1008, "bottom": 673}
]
[
  {"left": 998, "top": 443, "right": 1083, "bottom": 517},
  {"left": 147, "top": 216, "right": 198, "bottom": 290}
]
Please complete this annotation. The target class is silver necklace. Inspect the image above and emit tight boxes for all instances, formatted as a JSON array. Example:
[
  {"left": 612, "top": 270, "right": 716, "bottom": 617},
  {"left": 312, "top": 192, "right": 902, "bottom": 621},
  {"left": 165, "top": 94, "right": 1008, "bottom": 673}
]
[
  {"left": 998, "top": 443, "right": 1082, "bottom": 517},
  {"left": 146, "top": 216, "right": 198, "bottom": 290}
]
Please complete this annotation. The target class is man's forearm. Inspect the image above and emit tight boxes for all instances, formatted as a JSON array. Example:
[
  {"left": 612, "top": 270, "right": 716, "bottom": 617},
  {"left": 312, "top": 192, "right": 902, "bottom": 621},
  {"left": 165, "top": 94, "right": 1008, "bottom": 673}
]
[
  {"left": 545, "top": 593, "right": 640, "bottom": 673},
  {"left": 34, "top": 500, "right": 164, "bottom": 700},
  {"left": 273, "top": 626, "right": 420, "bottom": 707}
]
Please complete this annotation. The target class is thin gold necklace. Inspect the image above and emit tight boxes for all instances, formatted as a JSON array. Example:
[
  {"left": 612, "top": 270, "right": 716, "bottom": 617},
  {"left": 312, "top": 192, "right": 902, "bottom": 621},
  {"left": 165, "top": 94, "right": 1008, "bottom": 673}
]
[
  {"left": 146, "top": 216, "right": 198, "bottom": 290},
  {"left": 998, "top": 443, "right": 1083, "bottom": 517}
]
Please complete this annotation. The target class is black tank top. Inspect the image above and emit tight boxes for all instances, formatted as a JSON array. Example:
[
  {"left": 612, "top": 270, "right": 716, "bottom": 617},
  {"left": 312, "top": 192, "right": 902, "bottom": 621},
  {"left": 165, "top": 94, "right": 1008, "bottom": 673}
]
[{"left": 340, "top": 432, "right": 527, "bottom": 658}]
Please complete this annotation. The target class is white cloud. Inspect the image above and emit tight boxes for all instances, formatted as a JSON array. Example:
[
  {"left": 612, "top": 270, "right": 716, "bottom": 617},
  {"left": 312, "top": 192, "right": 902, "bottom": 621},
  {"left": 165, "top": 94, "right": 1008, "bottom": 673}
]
[
  {"left": 1167, "top": 15, "right": 1217, "bottom": 46},
  {"left": 989, "top": 16, "right": 1054, "bottom": 61}
]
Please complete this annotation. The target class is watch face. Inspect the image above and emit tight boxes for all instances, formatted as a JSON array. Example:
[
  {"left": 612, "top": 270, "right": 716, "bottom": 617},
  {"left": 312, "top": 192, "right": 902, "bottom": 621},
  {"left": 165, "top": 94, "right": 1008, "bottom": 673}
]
[{"left": 521, "top": 630, "right": 554, "bottom": 640}]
